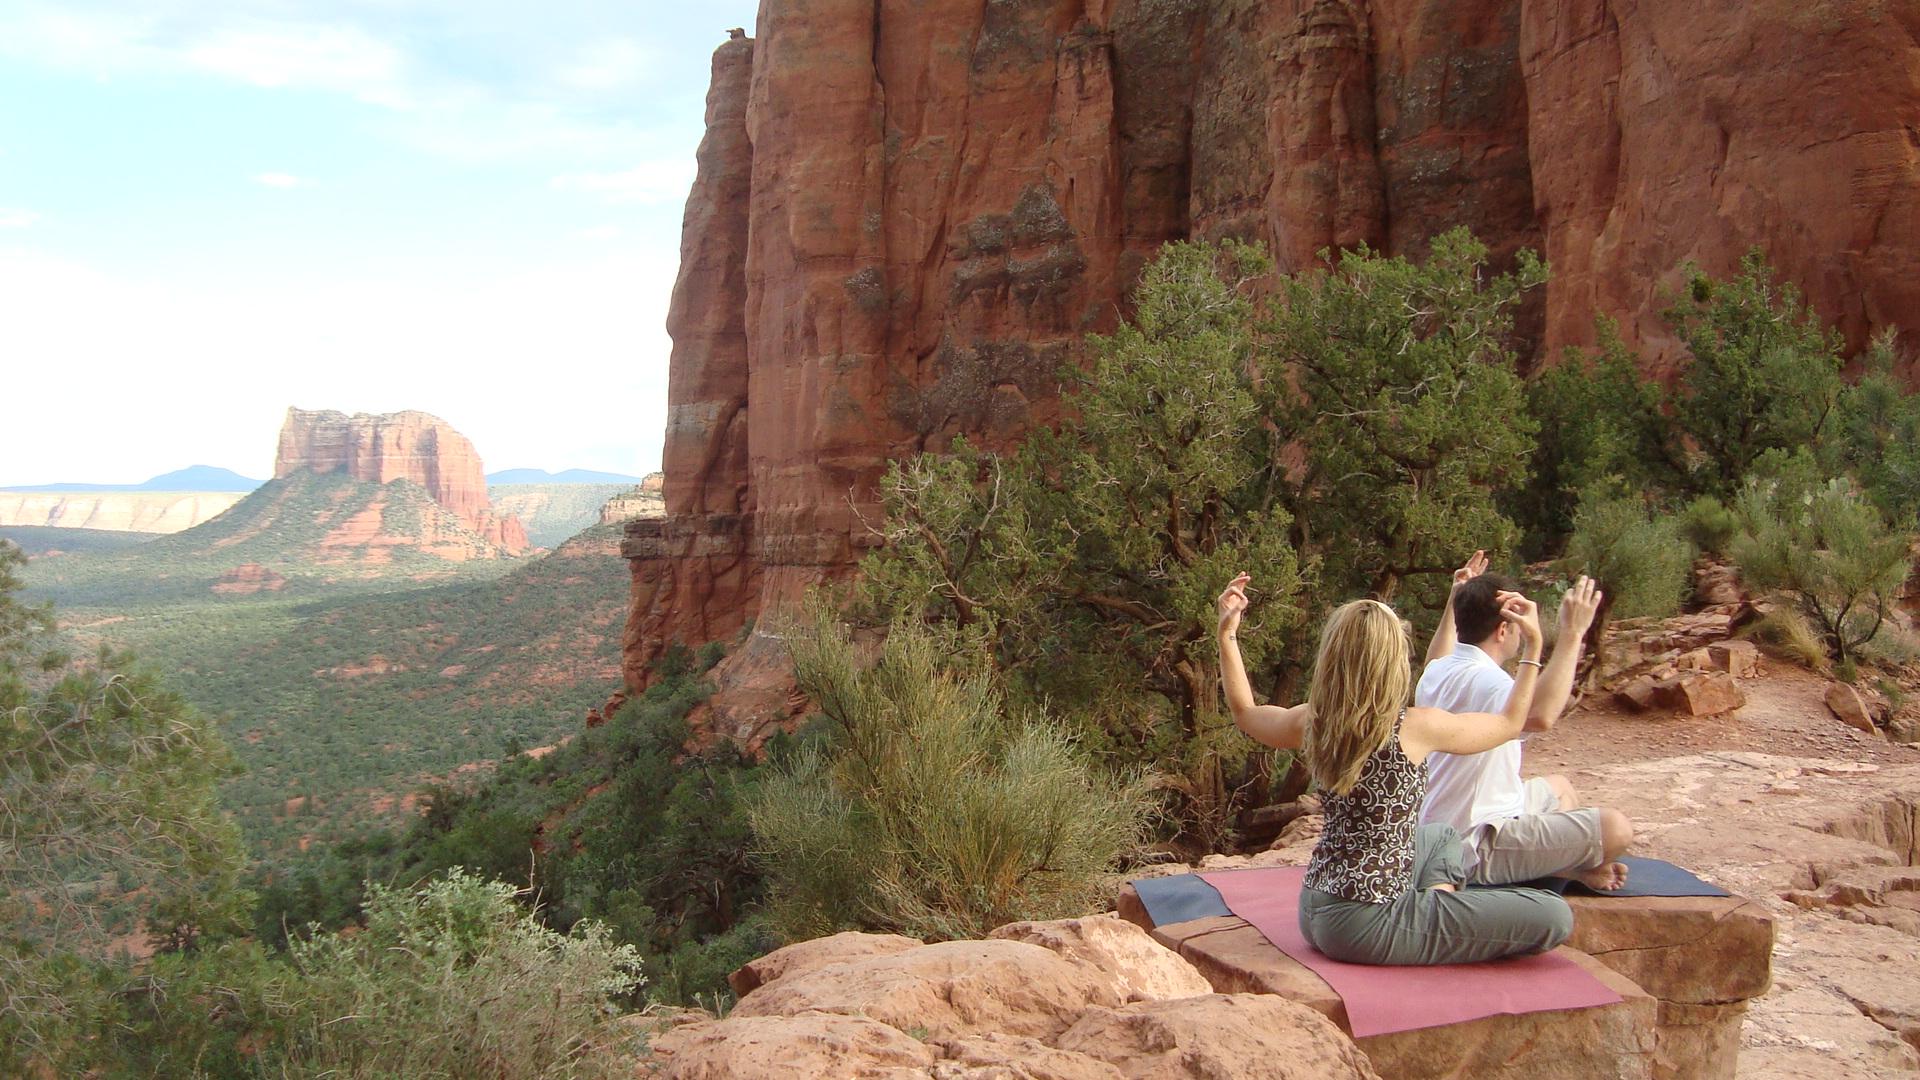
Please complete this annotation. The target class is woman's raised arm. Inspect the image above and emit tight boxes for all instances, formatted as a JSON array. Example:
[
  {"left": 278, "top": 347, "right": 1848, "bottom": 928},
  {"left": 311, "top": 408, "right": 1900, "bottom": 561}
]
[{"left": 1217, "top": 574, "right": 1308, "bottom": 750}]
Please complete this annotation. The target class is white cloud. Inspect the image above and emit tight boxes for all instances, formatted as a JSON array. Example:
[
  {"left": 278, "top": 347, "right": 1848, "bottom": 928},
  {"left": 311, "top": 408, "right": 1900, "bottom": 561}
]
[
  {"left": 550, "top": 160, "right": 695, "bottom": 206},
  {"left": 0, "top": 209, "right": 41, "bottom": 228},
  {"left": 184, "top": 21, "right": 409, "bottom": 105},
  {"left": 577, "top": 224, "right": 622, "bottom": 241},
  {"left": 554, "top": 38, "right": 656, "bottom": 92},
  {"left": 0, "top": 3, "right": 702, "bottom": 163},
  {"left": 252, "top": 172, "right": 307, "bottom": 189},
  {"left": 0, "top": 8, "right": 411, "bottom": 106}
]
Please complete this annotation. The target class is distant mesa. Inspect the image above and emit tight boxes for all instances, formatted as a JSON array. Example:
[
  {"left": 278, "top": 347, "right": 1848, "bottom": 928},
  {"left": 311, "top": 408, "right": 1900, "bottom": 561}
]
[
  {"left": 0, "top": 465, "right": 262, "bottom": 534},
  {"left": 487, "top": 467, "right": 645, "bottom": 485},
  {"left": 0, "top": 491, "right": 246, "bottom": 533},
  {"left": 276, "top": 407, "right": 530, "bottom": 555}
]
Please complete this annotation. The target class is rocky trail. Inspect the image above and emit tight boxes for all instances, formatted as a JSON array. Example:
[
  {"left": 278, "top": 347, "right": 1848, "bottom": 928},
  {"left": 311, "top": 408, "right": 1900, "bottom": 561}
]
[{"left": 1530, "top": 669, "right": 1920, "bottom": 1077}]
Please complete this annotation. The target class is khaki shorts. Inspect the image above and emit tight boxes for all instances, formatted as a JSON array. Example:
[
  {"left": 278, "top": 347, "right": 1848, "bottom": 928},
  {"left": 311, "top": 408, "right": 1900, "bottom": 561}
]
[{"left": 1464, "top": 777, "right": 1605, "bottom": 886}]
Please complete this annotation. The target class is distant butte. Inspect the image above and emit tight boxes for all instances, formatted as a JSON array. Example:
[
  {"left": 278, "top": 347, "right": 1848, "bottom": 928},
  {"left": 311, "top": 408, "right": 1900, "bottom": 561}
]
[{"left": 275, "top": 408, "right": 530, "bottom": 555}]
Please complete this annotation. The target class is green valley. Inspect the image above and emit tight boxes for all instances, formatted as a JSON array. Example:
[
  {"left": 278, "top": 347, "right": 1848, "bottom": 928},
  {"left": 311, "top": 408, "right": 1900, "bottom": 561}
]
[{"left": 20, "top": 470, "right": 638, "bottom": 857}]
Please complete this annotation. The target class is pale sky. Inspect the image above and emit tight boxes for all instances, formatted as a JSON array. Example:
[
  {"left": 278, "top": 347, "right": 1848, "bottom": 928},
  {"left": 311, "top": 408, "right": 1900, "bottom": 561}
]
[{"left": 0, "top": 0, "right": 761, "bottom": 485}]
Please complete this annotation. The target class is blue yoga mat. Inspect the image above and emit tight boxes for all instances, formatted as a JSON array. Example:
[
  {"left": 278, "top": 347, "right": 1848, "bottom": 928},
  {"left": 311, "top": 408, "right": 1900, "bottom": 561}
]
[
  {"left": 1500, "top": 855, "right": 1730, "bottom": 898},
  {"left": 1130, "top": 855, "right": 1726, "bottom": 928},
  {"left": 1130, "top": 873, "right": 1230, "bottom": 926}
]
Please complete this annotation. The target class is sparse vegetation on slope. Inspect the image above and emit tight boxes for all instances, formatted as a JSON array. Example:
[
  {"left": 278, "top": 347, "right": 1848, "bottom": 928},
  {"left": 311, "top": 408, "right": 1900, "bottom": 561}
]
[
  {"left": 105, "top": 525, "right": 627, "bottom": 853},
  {"left": 0, "top": 524, "right": 160, "bottom": 556}
]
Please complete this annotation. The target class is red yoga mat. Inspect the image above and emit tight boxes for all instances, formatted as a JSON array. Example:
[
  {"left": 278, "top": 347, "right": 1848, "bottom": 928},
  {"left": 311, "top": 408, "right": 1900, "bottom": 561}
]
[{"left": 1198, "top": 866, "right": 1622, "bottom": 1038}]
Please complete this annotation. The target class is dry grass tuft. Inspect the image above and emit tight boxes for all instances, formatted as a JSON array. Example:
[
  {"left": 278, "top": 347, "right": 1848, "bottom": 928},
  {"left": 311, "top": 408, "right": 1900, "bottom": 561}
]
[{"left": 1746, "top": 606, "right": 1831, "bottom": 673}]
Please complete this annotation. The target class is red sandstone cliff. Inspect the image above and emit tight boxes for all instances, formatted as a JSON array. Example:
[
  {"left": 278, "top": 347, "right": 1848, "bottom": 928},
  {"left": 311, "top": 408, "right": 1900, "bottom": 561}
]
[
  {"left": 626, "top": 0, "right": 1920, "bottom": 716},
  {"left": 276, "top": 408, "right": 530, "bottom": 555}
]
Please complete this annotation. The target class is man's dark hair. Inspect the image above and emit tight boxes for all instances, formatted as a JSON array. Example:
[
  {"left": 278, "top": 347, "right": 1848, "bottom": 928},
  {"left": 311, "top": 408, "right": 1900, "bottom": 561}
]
[{"left": 1453, "top": 573, "right": 1520, "bottom": 647}]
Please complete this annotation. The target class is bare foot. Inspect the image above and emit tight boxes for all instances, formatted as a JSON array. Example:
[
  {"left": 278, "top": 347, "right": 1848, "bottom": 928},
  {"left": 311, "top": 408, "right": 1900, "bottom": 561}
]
[
  {"left": 1428, "top": 882, "right": 1458, "bottom": 893},
  {"left": 1575, "top": 862, "right": 1629, "bottom": 891}
]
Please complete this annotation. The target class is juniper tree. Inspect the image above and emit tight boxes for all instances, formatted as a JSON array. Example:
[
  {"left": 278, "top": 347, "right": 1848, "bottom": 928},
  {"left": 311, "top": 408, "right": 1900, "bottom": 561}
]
[
  {"left": 860, "top": 234, "right": 1553, "bottom": 844},
  {"left": 1260, "top": 228, "right": 1544, "bottom": 603},
  {"left": 0, "top": 542, "right": 250, "bottom": 1073},
  {"left": 1667, "top": 250, "right": 1846, "bottom": 496},
  {"left": 1824, "top": 330, "right": 1920, "bottom": 526},
  {"left": 1515, "top": 318, "right": 1674, "bottom": 553},
  {"left": 862, "top": 240, "right": 1313, "bottom": 748}
]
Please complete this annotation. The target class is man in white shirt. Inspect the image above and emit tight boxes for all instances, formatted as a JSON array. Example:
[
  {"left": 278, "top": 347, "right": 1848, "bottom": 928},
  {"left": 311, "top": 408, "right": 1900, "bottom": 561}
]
[{"left": 1416, "top": 555, "right": 1633, "bottom": 890}]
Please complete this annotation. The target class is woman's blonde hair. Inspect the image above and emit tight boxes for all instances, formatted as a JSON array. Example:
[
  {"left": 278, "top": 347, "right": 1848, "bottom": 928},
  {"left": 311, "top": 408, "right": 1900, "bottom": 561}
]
[{"left": 1303, "top": 599, "right": 1413, "bottom": 796}]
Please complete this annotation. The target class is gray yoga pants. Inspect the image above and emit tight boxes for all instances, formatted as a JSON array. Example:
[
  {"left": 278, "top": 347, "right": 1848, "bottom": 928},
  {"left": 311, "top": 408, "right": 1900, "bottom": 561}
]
[{"left": 1298, "top": 824, "right": 1575, "bottom": 966}]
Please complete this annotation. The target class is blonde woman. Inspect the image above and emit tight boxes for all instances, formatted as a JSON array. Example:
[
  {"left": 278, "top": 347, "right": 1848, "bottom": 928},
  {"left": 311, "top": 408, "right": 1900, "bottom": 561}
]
[{"left": 1216, "top": 574, "right": 1600, "bottom": 965}]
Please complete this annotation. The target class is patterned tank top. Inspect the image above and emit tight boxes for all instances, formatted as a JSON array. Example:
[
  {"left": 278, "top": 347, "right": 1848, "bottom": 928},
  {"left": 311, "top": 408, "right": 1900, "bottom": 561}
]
[{"left": 1301, "top": 711, "right": 1425, "bottom": 904}]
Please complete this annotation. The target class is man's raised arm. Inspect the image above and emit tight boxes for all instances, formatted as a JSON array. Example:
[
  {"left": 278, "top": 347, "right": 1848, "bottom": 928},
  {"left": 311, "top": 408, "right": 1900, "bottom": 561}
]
[
  {"left": 1522, "top": 576, "right": 1603, "bottom": 733},
  {"left": 1424, "top": 549, "right": 1488, "bottom": 666}
]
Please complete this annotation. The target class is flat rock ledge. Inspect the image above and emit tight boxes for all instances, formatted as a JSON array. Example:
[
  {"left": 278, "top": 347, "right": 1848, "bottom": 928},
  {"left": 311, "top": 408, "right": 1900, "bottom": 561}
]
[
  {"left": 635, "top": 915, "right": 1382, "bottom": 1079},
  {"left": 1115, "top": 886, "right": 1774, "bottom": 1080}
]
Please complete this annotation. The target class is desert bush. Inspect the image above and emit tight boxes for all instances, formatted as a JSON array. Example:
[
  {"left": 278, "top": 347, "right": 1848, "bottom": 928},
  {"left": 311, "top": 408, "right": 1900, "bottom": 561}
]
[
  {"left": 1680, "top": 495, "right": 1741, "bottom": 556},
  {"left": 1563, "top": 488, "right": 1694, "bottom": 622},
  {"left": 646, "top": 915, "right": 780, "bottom": 1012},
  {"left": 1730, "top": 467, "right": 1913, "bottom": 666},
  {"left": 751, "top": 606, "right": 1152, "bottom": 941},
  {"left": 272, "top": 869, "right": 644, "bottom": 1080}
]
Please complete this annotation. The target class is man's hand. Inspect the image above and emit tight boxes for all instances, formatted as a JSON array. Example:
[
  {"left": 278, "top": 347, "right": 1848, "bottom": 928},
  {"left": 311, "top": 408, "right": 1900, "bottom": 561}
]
[
  {"left": 1453, "top": 550, "right": 1489, "bottom": 588},
  {"left": 1217, "top": 573, "right": 1251, "bottom": 638},
  {"left": 1557, "top": 576, "right": 1604, "bottom": 641},
  {"left": 1496, "top": 590, "right": 1543, "bottom": 652}
]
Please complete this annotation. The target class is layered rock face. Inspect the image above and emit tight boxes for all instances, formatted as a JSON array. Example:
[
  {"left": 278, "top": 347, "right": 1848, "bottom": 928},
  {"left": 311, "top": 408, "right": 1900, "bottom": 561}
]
[
  {"left": 276, "top": 408, "right": 528, "bottom": 554},
  {"left": 627, "top": 1, "right": 1920, "bottom": 692}
]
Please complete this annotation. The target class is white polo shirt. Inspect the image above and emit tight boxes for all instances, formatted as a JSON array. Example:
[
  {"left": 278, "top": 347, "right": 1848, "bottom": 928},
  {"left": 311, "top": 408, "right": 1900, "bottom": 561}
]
[{"left": 1415, "top": 643, "right": 1529, "bottom": 863}]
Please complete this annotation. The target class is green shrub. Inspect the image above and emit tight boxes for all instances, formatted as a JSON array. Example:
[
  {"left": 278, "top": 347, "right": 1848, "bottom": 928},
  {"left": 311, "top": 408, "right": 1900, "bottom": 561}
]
[
  {"left": 751, "top": 607, "right": 1152, "bottom": 941},
  {"left": 1730, "top": 471, "right": 1913, "bottom": 665},
  {"left": 0, "top": 542, "right": 251, "bottom": 1075},
  {"left": 1824, "top": 330, "right": 1920, "bottom": 526},
  {"left": 647, "top": 915, "right": 780, "bottom": 1012},
  {"left": 1563, "top": 488, "right": 1694, "bottom": 621},
  {"left": 1680, "top": 495, "right": 1740, "bottom": 556},
  {"left": 274, "top": 869, "right": 644, "bottom": 1080}
]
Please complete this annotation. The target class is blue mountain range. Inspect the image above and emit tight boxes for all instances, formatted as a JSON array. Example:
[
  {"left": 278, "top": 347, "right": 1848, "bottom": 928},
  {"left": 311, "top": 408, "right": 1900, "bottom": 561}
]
[{"left": 0, "top": 465, "right": 264, "bottom": 492}]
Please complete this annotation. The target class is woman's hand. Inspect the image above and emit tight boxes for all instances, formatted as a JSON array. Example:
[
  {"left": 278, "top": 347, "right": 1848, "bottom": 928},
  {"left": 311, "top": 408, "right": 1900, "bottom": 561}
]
[
  {"left": 1496, "top": 590, "right": 1543, "bottom": 654},
  {"left": 1217, "top": 573, "right": 1251, "bottom": 638},
  {"left": 1556, "top": 576, "right": 1604, "bottom": 641}
]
